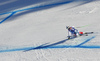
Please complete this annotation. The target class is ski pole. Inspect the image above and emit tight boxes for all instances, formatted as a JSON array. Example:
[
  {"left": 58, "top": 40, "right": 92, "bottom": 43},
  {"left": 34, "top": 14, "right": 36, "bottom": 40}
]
[{"left": 68, "top": 29, "right": 69, "bottom": 36}]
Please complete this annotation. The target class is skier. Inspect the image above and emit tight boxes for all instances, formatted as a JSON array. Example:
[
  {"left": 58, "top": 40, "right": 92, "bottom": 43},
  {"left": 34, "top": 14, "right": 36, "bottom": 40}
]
[{"left": 66, "top": 26, "right": 83, "bottom": 39}]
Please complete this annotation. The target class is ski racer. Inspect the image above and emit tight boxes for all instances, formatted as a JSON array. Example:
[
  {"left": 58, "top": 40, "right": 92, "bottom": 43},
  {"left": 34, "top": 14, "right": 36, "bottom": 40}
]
[{"left": 66, "top": 26, "right": 83, "bottom": 38}]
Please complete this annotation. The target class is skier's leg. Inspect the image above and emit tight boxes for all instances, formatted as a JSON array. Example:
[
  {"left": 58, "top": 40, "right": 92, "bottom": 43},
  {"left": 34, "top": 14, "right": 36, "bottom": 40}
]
[
  {"left": 73, "top": 32, "right": 77, "bottom": 37},
  {"left": 79, "top": 32, "right": 83, "bottom": 36}
]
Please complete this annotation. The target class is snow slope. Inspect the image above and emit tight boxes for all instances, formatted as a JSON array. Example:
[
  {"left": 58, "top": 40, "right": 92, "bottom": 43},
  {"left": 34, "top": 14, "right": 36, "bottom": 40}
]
[{"left": 0, "top": 0, "right": 100, "bottom": 61}]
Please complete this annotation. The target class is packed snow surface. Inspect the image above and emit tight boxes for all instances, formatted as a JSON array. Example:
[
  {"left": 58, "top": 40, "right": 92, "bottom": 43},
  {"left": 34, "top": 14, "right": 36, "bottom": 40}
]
[{"left": 0, "top": 0, "right": 100, "bottom": 61}]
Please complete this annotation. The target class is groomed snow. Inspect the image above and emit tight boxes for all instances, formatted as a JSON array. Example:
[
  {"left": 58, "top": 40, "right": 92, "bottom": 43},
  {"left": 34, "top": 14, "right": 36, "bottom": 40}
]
[{"left": 0, "top": 0, "right": 100, "bottom": 61}]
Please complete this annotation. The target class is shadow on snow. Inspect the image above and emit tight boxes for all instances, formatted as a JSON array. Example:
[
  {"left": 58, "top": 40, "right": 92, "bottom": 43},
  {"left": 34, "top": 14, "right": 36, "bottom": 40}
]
[
  {"left": 0, "top": 36, "right": 99, "bottom": 53},
  {"left": 0, "top": 0, "right": 98, "bottom": 23}
]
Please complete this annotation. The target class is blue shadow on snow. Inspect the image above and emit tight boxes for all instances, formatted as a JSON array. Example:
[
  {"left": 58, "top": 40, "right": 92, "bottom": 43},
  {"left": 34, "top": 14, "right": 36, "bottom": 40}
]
[
  {"left": 0, "top": 0, "right": 97, "bottom": 24},
  {"left": 0, "top": 36, "right": 99, "bottom": 53}
]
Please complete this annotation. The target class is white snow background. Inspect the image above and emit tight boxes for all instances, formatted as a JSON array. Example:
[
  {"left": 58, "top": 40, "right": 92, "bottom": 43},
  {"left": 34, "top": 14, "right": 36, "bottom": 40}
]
[{"left": 0, "top": 0, "right": 100, "bottom": 61}]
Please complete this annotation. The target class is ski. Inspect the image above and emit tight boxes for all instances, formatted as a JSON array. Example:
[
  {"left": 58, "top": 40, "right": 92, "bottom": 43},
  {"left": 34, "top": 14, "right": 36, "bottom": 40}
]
[
  {"left": 67, "top": 32, "right": 94, "bottom": 39},
  {"left": 84, "top": 32, "right": 93, "bottom": 34}
]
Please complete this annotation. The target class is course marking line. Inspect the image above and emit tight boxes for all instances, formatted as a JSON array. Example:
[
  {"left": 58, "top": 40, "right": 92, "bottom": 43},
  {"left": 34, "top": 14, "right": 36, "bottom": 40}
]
[
  {"left": 0, "top": 12, "right": 16, "bottom": 24},
  {"left": 0, "top": 36, "right": 96, "bottom": 53},
  {"left": 0, "top": 0, "right": 74, "bottom": 24}
]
